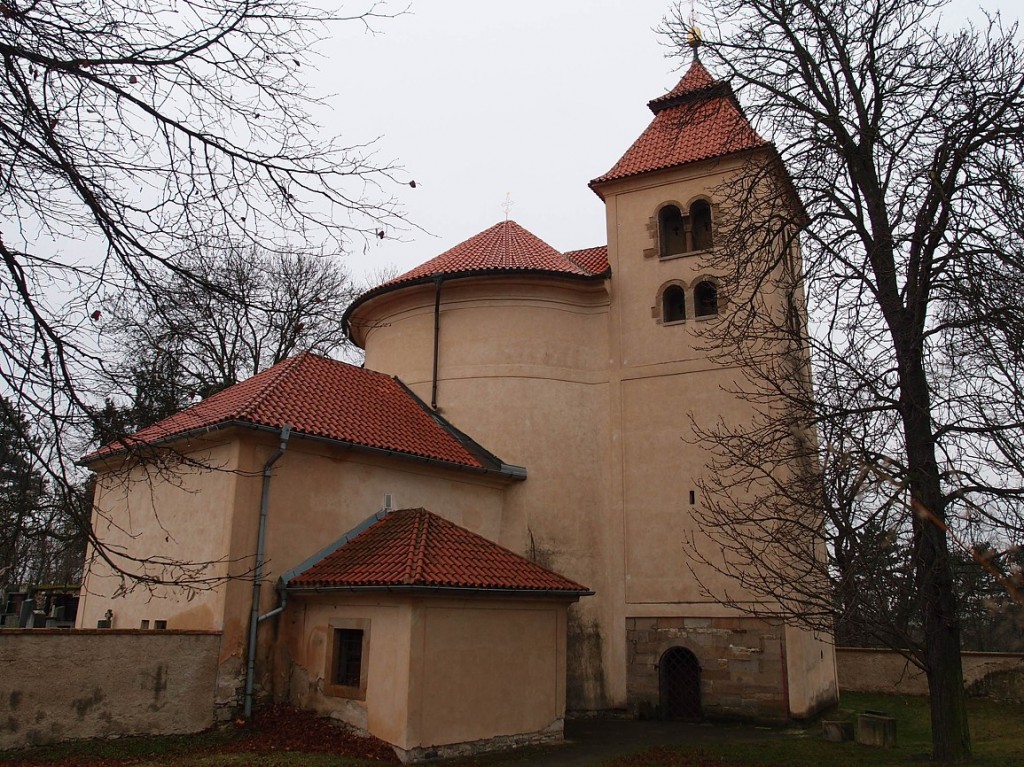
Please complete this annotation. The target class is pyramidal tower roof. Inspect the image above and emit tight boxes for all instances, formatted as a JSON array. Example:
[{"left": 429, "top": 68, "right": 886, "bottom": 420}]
[{"left": 590, "top": 58, "right": 767, "bottom": 193}]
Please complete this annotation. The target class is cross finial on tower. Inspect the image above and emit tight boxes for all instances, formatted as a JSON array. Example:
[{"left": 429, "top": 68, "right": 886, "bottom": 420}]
[
  {"left": 687, "top": 0, "right": 703, "bottom": 58},
  {"left": 502, "top": 192, "right": 514, "bottom": 221}
]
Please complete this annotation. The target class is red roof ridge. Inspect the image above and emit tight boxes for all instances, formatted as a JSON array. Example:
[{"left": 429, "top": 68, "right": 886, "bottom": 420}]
[
  {"left": 405, "top": 508, "right": 430, "bottom": 582},
  {"left": 234, "top": 352, "right": 307, "bottom": 422}
]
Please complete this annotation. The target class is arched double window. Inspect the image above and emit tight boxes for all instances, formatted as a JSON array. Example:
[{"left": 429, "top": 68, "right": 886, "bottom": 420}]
[
  {"left": 660, "top": 280, "right": 720, "bottom": 324},
  {"left": 658, "top": 200, "right": 714, "bottom": 257}
]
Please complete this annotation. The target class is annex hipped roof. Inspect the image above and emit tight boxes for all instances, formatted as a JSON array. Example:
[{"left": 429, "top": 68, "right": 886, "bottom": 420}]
[
  {"left": 84, "top": 353, "right": 519, "bottom": 476},
  {"left": 286, "top": 507, "right": 591, "bottom": 595},
  {"left": 590, "top": 58, "right": 767, "bottom": 192}
]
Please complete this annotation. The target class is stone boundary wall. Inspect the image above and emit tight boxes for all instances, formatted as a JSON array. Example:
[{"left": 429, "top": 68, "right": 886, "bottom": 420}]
[
  {"left": 0, "top": 629, "right": 222, "bottom": 750},
  {"left": 836, "top": 647, "right": 1024, "bottom": 702}
]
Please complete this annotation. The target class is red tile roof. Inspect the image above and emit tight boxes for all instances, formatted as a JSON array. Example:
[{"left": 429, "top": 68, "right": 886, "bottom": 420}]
[
  {"left": 85, "top": 353, "right": 512, "bottom": 474},
  {"left": 646, "top": 58, "right": 718, "bottom": 109},
  {"left": 287, "top": 508, "right": 591, "bottom": 595},
  {"left": 590, "top": 59, "right": 767, "bottom": 191},
  {"left": 564, "top": 246, "right": 609, "bottom": 275},
  {"left": 344, "top": 221, "right": 608, "bottom": 336},
  {"left": 389, "top": 220, "right": 606, "bottom": 284}
]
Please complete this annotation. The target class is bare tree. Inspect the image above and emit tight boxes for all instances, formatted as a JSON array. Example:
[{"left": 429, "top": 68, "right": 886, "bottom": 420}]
[
  {"left": 0, "top": 0, "right": 402, "bottom": 470},
  {"left": 0, "top": 397, "right": 87, "bottom": 591},
  {"left": 98, "top": 243, "right": 359, "bottom": 419},
  {"left": 664, "top": 1, "right": 1024, "bottom": 760},
  {"left": 1, "top": 1, "right": 403, "bottom": 589}
]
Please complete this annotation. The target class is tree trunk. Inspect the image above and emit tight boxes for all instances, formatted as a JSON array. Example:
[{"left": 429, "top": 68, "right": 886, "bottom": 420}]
[{"left": 900, "top": 353, "right": 972, "bottom": 762}]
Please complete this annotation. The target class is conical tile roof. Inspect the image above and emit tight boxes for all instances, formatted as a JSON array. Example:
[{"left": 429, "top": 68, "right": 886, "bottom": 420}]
[
  {"left": 344, "top": 220, "right": 609, "bottom": 334},
  {"left": 386, "top": 220, "right": 606, "bottom": 285}
]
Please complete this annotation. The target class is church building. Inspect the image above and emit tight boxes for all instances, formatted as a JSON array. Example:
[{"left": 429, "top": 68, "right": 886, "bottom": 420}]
[{"left": 77, "top": 52, "right": 838, "bottom": 761}]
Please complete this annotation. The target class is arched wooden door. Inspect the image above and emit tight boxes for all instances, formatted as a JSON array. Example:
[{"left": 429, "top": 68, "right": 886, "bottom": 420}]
[{"left": 659, "top": 646, "right": 701, "bottom": 720}]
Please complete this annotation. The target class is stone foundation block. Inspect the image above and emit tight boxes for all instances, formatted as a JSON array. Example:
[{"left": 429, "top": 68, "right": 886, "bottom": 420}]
[{"left": 856, "top": 712, "right": 897, "bottom": 748}]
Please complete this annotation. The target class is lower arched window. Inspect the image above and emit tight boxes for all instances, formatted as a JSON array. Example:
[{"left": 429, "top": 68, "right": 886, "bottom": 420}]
[
  {"left": 694, "top": 281, "right": 718, "bottom": 317},
  {"left": 662, "top": 285, "right": 686, "bottom": 322}
]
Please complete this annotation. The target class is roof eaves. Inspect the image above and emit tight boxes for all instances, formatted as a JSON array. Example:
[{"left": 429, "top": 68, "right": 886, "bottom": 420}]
[
  {"left": 343, "top": 267, "right": 607, "bottom": 340},
  {"left": 82, "top": 418, "right": 527, "bottom": 480},
  {"left": 588, "top": 143, "right": 771, "bottom": 198},
  {"left": 647, "top": 80, "right": 731, "bottom": 113},
  {"left": 283, "top": 583, "right": 594, "bottom": 599},
  {"left": 78, "top": 418, "right": 240, "bottom": 466}
]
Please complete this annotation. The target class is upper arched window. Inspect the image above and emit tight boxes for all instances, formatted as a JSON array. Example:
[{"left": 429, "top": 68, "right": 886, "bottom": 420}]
[
  {"left": 694, "top": 281, "right": 718, "bottom": 317},
  {"left": 690, "top": 200, "right": 713, "bottom": 251},
  {"left": 659, "top": 205, "right": 687, "bottom": 256},
  {"left": 662, "top": 285, "right": 686, "bottom": 323},
  {"left": 658, "top": 201, "right": 713, "bottom": 257}
]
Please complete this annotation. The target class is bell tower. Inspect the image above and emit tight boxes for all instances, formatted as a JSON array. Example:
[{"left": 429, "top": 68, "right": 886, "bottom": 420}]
[{"left": 589, "top": 45, "right": 838, "bottom": 720}]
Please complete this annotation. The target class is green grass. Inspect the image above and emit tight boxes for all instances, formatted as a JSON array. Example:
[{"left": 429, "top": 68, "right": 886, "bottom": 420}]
[
  {"left": 602, "top": 692, "right": 1024, "bottom": 767},
  {"left": 3, "top": 694, "right": 1022, "bottom": 766}
]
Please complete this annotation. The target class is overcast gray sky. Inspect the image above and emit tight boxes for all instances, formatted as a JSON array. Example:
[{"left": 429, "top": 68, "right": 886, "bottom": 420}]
[{"left": 311, "top": 1, "right": 1013, "bottom": 286}]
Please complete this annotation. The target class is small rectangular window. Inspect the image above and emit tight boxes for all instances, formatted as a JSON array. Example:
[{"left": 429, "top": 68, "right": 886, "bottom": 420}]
[
  {"left": 154, "top": 619, "right": 167, "bottom": 630},
  {"left": 334, "top": 629, "right": 363, "bottom": 687},
  {"left": 140, "top": 620, "right": 150, "bottom": 630},
  {"left": 689, "top": 490, "right": 696, "bottom": 505},
  {"left": 325, "top": 620, "right": 370, "bottom": 700}
]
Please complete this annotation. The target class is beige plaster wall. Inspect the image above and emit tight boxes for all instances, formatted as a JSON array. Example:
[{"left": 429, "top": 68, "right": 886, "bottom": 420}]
[
  {"left": 77, "top": 440, "right": 242, "bottom": 632},
  {"left": 219, "top": 438, "right": 512, "bottom": 708},
  {"left": 0, "top": 630, "right": 220, "bottom": 750},
  {"left": 836, "top": 648, "right": 1024, "bottom": 701},
  {"left": 278, "top": 596, "right": 412, "bottom": 745},
  {"left": 783, "top": 624, "right": 838, "bottom": 717},
  {"left": 279, "top": 595, "right": 569, "bottom": 755},
  {"left": 354, "top": 277, "right": 621, "bottom": 712},
  {"left": 79, "top": 432, "right": 512, "bottom": 712},
  {"left": 410, "top": 600, "right": 566, "bottom": 748}
]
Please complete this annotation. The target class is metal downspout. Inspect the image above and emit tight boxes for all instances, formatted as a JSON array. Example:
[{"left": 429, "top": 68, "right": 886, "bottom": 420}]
[
  {"left": 243, "top": 424, "right": 291, "bottom": 720},
  {"left": 431, "top": 276, "right": 443, "bottom": 410}
]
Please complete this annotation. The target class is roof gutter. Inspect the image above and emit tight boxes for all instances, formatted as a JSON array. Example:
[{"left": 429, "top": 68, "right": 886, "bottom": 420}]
[
  {"left": 431, "top": 276, "right": 443, "bottom": 410},
  {"left": 243, "top": 424, "right": 291, "bottom": 721}
]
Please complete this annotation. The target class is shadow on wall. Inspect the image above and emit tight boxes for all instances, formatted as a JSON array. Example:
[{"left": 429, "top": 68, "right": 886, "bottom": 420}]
[{"left": 566, "top": 610, "right": 606, "bottom": 713}]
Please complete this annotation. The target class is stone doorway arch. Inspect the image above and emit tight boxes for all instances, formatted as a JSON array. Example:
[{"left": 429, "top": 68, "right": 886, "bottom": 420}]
[{"left": 659, "top": 646, "right": 701, "bottom": 720}]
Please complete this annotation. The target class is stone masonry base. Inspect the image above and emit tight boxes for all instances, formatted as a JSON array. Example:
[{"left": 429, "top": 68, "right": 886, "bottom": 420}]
[
  {"left": 393, "top": 721, "right": 564, "bottom": 763},
  {"left": 626, "top": 616, "right": 789, "bottom": 722}
]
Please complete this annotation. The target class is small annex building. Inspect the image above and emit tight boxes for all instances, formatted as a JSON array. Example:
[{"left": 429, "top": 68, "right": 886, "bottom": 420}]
[
  {"left": 78, "top": 53, "right": 839, "bottom": 760},
  {"left": 281, "top": 507, "right": 589, "bottom": 761}
]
